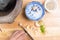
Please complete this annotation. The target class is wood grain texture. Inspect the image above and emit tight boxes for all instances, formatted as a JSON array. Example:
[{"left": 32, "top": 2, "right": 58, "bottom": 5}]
[{"left": 0, "top": 0, "right": 60, "bottom": 40}]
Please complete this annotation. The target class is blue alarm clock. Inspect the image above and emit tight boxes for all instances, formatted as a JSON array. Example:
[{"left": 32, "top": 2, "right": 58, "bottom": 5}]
[{"left": 25, "top": 1, "right": 45, "bottom": 21}]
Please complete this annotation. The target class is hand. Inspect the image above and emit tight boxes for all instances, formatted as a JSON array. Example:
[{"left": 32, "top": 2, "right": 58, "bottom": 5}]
[{"left": 10, "top": 30, "right": 31, "bottom": 40}]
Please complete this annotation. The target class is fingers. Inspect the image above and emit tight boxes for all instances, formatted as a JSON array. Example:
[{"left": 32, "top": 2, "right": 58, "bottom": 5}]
[
  {"left": 10, "top": 30, "right": 31, "bottom": 40},
  {"left": 17, "top": 33, "right": 28, "bottom": 40}
]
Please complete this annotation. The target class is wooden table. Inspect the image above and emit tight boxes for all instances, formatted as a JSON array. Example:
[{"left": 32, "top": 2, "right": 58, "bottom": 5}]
[{"left": 0, "top": 0, "right": 60, "bottom": 40}]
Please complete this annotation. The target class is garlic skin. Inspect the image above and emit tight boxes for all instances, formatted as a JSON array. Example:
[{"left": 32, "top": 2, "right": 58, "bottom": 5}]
[{"left": 34, "top": 21, "right": 40, "bottom": 27}]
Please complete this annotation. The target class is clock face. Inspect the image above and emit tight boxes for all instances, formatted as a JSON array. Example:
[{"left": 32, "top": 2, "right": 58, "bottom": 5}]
[
  {"left": 0, "top": 0, "right": 10, "bottom": 10},
  {"left": 25, "top": 1, "right": 45, "bottom": 21}
]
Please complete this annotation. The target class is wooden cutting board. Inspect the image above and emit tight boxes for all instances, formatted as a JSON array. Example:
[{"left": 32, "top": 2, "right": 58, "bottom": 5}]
[{"left": 0, "top": 0, "right": 60, "bottom": 40}]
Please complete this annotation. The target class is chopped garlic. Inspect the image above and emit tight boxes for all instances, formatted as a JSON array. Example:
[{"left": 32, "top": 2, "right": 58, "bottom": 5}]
[
  {"left": 26, "top": 25, "right": 30, "bottom": 29},
  {"left": 35, "top": 21, "right": 40, "bottom": 27}
]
